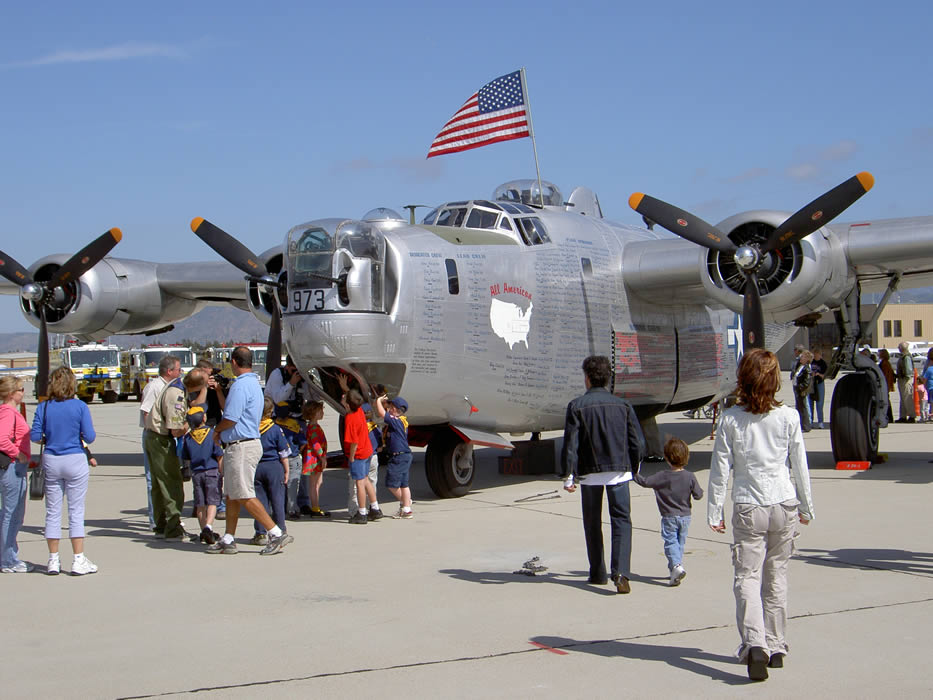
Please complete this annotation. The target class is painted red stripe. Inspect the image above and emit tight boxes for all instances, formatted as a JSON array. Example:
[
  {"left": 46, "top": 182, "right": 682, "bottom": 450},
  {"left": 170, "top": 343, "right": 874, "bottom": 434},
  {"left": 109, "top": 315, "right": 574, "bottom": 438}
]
[
  {"left": 433, "top": 110, "right": 528, "bottom": 144},
  {"left": 437, "top": 105, "right": 525, "bottom": 135},
  {"left": 430, "top": 121, "right": 529, "bottom": 151},
  {"left": 529, "top": 641, "right": 569, "bottom": 655},
  {"left": 427, "top": 130, "right": 529, "bottom": 158}
]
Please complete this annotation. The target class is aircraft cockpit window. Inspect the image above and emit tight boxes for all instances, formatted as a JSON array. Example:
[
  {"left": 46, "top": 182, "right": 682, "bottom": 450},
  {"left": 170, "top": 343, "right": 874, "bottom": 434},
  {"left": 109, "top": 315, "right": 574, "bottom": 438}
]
[
  {"left": 466, "top": 208, "right": 500, "bottom": 230},
  {"left": 472, "top": 200, "right": 502, "bottom": 211},
  {"left": 516, "top": 217, "right": 550, "bottom": 245},
  {"left": 290, "top": 227, "right": 337, "bottom": 287},
  {"left": 421, "top": 207, "right": 440, "bottom": 225},
  {"left": 436, "top": 207, "right": 467, "bottom": 227},
  {"left": 498, "top": 217, "right": 512, "bottom": 231}
]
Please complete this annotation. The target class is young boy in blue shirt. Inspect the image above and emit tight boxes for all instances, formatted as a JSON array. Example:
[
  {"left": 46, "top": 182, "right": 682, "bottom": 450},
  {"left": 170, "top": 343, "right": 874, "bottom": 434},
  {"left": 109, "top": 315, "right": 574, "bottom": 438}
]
[
  {"left": 181, "top": 406, "right": 224, "bottom": 545},
  {"left": 376, "top": 396, "right": 412, "bottom": 518},
  {"left": 634, "top": 437, "right": 703, "bottom": 586}
]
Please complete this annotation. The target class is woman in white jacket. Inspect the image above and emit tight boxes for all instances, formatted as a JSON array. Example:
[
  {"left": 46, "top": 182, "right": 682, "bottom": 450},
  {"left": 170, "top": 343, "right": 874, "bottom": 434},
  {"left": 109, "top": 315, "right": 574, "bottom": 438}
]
[{"left": 708, "top": 348, "right": 814, "bottom": 682}]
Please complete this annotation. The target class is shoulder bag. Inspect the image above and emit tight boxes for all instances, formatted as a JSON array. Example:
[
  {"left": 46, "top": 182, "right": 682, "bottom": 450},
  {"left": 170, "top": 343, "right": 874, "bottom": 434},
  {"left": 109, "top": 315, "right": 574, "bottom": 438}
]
[{"left": 29, "top": 403, "right": 46, "bottom": 500}]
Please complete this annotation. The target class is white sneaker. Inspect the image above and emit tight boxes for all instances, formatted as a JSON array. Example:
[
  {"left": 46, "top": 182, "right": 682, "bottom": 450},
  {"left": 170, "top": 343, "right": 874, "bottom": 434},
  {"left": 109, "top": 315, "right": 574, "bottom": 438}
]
[
  {"left": 71, "top": 556, "right": 98, "bottom": 576},
  {"left": 47, "top": 557, "right": 60, "bottom": 576},
  {"left": 1, "top": 561, "right": 34, "bottom": 573},
  {"left": 670, "top": 565, "right": 686, "bottom": 587}
]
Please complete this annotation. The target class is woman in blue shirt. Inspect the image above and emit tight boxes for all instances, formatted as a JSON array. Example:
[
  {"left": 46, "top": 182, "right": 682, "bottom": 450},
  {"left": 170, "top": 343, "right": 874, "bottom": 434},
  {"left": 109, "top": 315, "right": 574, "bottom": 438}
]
[{"left": 31, "top": 367, "right": 97, "bottom": 576}]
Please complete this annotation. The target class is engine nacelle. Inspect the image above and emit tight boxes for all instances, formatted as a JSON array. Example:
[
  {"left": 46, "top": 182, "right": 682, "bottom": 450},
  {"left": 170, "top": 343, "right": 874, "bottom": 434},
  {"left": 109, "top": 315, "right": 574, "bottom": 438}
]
[
  {"left": 244, "top": 248, "right": 285, "bottom": 327},
  {"left": 21, "top": 256, "right": 203, "bottom": 337},
  {"left": 703, "top": 210, "right": 855, "bottom": 322}
]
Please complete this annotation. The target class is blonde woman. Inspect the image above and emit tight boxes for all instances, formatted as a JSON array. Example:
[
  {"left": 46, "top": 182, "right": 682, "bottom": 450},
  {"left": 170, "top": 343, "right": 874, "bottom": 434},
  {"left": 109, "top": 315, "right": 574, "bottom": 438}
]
[
  {"left": 708, "top": 349, "right": 814, "bottom": 681},
  {"left": 30, "top": 367, "right": 97, "bottom": 575},
  {"left": 0, "top": 376, "right": 32, "bottom": 573}
]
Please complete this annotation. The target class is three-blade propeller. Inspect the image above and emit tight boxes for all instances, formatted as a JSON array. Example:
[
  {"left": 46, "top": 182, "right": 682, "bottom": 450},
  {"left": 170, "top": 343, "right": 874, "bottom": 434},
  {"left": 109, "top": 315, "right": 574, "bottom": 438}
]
[
  {"left": 629, "top": 172, "right": 874, "bottom": 353},
  {"left": 0, "top": 228, "right": 122, "bottom": 401},
  {"left": 191, "top": 217, "right": 283, "bottom": 380}
]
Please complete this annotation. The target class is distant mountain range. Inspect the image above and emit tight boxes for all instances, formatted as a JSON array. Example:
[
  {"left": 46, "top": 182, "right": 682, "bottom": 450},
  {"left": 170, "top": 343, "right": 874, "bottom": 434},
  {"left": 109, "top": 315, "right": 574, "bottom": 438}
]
[
  {"left": 0, "top": 306, "right": 269, "bottom": 352},
  {"left": 2, "top": 288, "right": 933, "bottom": 354}
]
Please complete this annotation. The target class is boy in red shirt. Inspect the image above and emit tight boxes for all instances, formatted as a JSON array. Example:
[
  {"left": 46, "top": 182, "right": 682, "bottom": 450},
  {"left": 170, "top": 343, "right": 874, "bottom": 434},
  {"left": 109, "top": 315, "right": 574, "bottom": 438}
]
[{"left": 343, "top": 389, "right": 382, "bottom": 524}]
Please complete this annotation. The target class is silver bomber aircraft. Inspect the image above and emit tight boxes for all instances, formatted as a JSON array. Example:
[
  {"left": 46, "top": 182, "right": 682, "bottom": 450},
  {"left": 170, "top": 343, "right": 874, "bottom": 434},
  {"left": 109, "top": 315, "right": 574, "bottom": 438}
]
[{"left": 3, "top": 174, "right": 932, "bottom": 497}]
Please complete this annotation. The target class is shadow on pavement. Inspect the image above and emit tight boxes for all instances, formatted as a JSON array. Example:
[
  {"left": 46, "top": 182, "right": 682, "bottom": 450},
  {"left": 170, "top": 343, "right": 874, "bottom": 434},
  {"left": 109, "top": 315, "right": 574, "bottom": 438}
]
[
  {"left": 531, "top": 635, "right": 749, "bottom": 684},
  {"left": 797, "top": 547, "right": 933, "bottom": 575}
]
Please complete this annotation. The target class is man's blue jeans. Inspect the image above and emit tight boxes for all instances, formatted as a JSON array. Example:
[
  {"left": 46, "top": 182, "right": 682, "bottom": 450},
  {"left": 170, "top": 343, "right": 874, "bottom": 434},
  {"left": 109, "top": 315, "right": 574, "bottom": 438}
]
[{"left": 660, "top": 514, "right": 691, "bottom": 570}]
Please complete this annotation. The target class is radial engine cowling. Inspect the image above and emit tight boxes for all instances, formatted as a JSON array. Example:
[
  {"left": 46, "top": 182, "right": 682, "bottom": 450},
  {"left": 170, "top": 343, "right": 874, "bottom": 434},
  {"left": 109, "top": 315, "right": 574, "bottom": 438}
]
[
  {"left": 703, "top": 210, "right": 855, "bottom": 322},
  {"left": 21, "top": 255, "right": 203, "bottom": 337},
  {"left": 244, "top": 249, "right": 285, "bottom": 327}
]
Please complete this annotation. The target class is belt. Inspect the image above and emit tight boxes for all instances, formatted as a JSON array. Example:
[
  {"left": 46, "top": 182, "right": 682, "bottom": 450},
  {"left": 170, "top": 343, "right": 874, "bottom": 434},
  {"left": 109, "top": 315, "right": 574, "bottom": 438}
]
[
  {"left": 223, "top": 438, "right": 258, "bottom": 448},
  {"left": 388, "top": 451, "right": 411, "bottom": 457}
]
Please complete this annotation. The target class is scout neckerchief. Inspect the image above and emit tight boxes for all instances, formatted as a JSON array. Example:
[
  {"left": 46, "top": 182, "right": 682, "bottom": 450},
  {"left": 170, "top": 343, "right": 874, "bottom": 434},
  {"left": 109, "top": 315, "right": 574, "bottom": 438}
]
[{"left": 259, "top": 417, "right": 275, "bottom": 434}]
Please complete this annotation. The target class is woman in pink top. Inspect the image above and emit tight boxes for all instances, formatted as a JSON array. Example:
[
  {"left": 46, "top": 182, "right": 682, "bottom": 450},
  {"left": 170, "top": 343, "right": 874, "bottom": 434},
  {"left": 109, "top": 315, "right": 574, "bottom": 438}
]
[{"left": 0, "top": 375, "right": 32, "bottom": 573}]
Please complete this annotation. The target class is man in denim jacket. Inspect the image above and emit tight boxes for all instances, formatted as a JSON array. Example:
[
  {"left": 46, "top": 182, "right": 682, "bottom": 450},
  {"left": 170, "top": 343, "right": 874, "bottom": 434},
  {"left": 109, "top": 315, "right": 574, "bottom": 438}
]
[{"left": 561, "top": 355, "right": 646, "bottom": 594}]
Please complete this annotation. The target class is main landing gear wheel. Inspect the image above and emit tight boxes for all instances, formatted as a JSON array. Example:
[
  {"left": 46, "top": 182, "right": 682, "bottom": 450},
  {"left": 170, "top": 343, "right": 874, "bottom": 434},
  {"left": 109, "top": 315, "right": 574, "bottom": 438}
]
[
  {"left": 830, "top": 372, "right": 880, "bottom": 463},
  {"left": 425, "top": 429, "right": 475, "bottom": 498}
]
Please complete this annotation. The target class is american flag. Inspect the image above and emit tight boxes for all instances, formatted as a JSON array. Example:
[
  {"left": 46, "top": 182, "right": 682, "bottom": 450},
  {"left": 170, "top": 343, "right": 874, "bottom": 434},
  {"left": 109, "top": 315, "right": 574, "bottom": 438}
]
[{"left": 427, "top": 70, "right": 530, "bottom": 158}]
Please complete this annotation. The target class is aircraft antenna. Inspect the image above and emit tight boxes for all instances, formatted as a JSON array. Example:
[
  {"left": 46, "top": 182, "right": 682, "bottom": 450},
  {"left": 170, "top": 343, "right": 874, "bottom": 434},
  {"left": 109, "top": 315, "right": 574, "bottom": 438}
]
[{"left": 519, "top": 67, "right": 545, "bottom": 207}]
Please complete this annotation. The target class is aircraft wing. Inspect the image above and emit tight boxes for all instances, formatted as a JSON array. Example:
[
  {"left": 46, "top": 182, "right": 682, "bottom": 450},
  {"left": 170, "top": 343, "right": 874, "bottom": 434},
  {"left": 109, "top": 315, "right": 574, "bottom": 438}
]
[
  {"left": 0, "top": 253, "right": 257, "bottom": 338},
  {"left": 829, "top": 216, "right": 933, "bottom": 293},
  {"left": 622, "top": 214, "right": 933, "bottom": 320}
]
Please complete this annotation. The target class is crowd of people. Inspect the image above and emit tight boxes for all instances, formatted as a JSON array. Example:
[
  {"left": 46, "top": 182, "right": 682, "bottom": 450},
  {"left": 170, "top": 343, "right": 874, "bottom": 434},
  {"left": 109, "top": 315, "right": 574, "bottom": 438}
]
[{"left": 4, "top": 346, "right": 818, "bottom": 682}]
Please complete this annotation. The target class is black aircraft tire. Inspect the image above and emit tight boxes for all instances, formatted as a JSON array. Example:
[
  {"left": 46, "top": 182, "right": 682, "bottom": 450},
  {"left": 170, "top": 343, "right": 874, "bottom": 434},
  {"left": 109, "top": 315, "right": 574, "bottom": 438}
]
[
  {"left": 830, "top": 373, "right": 879, "bottom": 463},
  {"left": 102, "top": 390, "right": 118, "bottom": 404},
  {"left": 425, "top": 429, "right": 474, "bottom": 498}
]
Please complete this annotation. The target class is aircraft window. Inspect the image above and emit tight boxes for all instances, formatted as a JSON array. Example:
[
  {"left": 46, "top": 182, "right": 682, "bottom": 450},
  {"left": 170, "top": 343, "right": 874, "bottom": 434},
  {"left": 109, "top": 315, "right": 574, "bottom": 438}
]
[
  {"left": 517, "top": 217, "right": 550, "bottom": 245},
  {"left": 581, "top": 258, "right": 593, "bottom": 279},
  {"left": 466, "top": 208, "right": 500, "bottom": 229},
  {"left": 472, "top": 199, "right": 502, "bottom": 211},
  {"left": 500, "top": 202, "right": 534, "bottom": 215},
  {"left": 445, "top": 259, "right": 460, "bottom": 295},
  {"left": 498, "top": 217, "right": 512, "bottom": 231},
  {"left": 297, "top": 228, "right": 333, "bottom": 254},
  {"left": 422, "top": 207, "right": 439, "bottom": 225},
  {"left": 436, "top": 207, "right": 467, "bottom": 227}
]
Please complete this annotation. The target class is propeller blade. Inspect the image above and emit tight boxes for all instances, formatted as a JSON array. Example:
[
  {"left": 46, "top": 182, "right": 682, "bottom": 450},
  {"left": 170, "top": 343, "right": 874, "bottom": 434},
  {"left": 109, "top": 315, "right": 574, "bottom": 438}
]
[
  {"left": 0, "top": 250, "right": 33, "bottom": 287},
  {"left": 36, "top": 307, "right": 49, "bottom": 402},
  {"left": 742, "top": 271, "right": 765, "bottom": 353},
  {"left": 266, "top": 309, "right": 283, "bottom": 382},
  {"left": 763, "top": 172, "right": 875, "bottom": 253},
  {"left": 628, "top": 193, "right": 736, "bottom": 255},
  {"left": 48, "top": 228, "right": 122, "bottom": 290},
  {"left": 191, "top": 217, "right": 265, "bottom": 277}
]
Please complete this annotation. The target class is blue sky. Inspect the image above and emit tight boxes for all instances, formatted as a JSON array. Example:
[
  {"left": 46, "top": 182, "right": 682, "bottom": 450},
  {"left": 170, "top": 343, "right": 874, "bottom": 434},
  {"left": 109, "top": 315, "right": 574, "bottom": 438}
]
[{"left": 1, "top": 1, "right": 931, "bottom": 331}]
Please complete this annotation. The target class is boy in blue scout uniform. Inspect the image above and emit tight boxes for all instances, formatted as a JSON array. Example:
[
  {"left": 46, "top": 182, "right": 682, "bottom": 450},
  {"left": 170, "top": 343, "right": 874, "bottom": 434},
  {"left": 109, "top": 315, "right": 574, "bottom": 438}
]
[
  {"left": 274, "top": 401, "right": 307, "bottom": 519},
  {"left": 376, "top": 396, "right": 413, "bottom": 518},
  {"left": 251, "top": 397, "right": 290, "bottom": 546},
  {"left": 181, "top": 406, "right": 224, "bottom": 544}
]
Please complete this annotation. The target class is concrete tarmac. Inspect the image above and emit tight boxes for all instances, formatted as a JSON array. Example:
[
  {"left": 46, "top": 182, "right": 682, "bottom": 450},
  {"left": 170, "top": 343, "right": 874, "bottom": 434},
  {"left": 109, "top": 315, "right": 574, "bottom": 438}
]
[{"left": 2, "top": 378, "right": 932, "bottom": 698}]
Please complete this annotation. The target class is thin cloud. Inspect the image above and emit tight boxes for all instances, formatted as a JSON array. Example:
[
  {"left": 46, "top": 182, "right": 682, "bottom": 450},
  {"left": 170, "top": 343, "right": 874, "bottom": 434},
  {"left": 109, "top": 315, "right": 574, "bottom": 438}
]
[
  {"left": 9, "top": 41, "right": 187, "bottom": 67},
  {"left": 786, "top": 138, "right": 858, "bottom": 181},
  {"left": 330, "top": 156, "right": 444, "bottom": 182},
  {"left": 724, "top": 167, "right": 769, "bottom": 184},
  {"left": 819, "top": 139, "right": 857, "bottom": 161},
  {"left": 786, "top": 162, "right": 820, "bottom": 180}
]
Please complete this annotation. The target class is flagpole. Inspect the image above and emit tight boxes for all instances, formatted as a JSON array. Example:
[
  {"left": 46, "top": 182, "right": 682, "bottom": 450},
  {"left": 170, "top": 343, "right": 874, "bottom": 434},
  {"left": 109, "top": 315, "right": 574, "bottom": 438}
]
[{"left": 519, "top": 67, "right": 544, "bottom": 207}]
